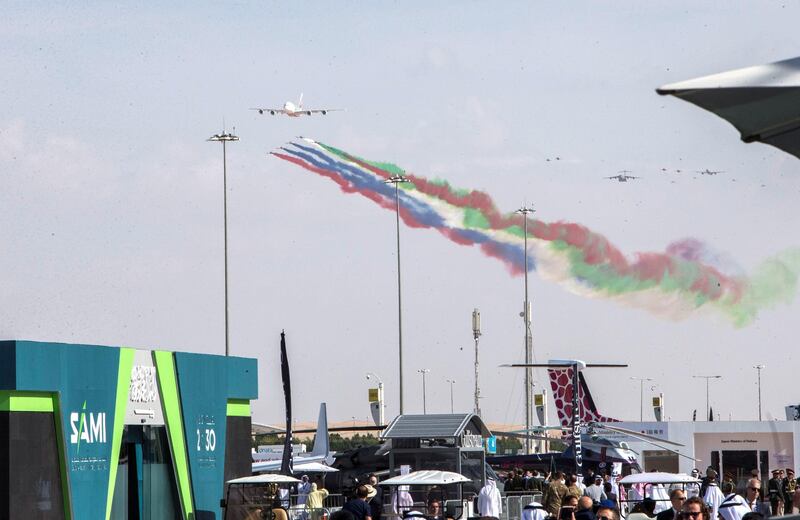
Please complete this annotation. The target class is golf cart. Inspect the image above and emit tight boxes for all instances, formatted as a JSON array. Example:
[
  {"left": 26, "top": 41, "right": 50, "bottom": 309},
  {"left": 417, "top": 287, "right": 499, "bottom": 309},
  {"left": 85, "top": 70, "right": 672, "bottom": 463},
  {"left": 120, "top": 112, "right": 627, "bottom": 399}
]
[
  {"left": 223, "top": 474, "right": 301, "bottom": 520},
  {"left": 378, "top": 470, "right": 476, "bottom": 520}
]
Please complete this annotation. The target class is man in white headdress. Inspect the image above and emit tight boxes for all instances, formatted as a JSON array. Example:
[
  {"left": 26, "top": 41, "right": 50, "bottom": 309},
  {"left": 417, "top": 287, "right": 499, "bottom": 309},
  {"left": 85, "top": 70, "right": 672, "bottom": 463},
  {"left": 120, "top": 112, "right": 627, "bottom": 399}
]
[
  {"left": 703, "top": 475, "right": 725, "bottom": 520},
  {"left": 478, "top": 478, "right": 502, "bottom": 519},
  {"left": 391, "top": 486, "right": 414, "bottom": 517},
  {"left": 718, "top": 493, "right": 750, "bottom": 520},
  {"left": 522, "top": 501, "right": 548, "bottom": 520}
]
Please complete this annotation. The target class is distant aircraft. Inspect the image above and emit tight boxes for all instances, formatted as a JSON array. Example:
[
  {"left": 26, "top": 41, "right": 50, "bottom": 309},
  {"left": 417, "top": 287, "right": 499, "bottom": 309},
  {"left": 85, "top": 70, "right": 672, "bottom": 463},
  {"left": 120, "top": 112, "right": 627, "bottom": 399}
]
[
  {"left": 605, "top": 170, "right": 639, "bottom": 182},
  {"left": 250, "top": 94, "right": 342, "bottom": 117},
  {"left": 697, "top": 169, "right": 724, "bottom": 176}
]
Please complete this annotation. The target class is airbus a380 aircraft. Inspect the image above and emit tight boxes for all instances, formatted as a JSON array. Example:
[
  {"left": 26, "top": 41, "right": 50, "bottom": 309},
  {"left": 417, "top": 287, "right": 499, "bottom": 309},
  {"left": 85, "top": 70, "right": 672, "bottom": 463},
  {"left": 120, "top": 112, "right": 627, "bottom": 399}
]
[{"left": 250, "top": 94, "right": 343, "bottom": 117}]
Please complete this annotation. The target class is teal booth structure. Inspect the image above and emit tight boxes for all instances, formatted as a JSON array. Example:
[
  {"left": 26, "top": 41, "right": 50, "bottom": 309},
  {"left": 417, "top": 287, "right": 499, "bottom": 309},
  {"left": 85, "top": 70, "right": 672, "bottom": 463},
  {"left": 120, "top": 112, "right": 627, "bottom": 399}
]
[{"left": 0, "top": 340, "right": 258, "bottom": 520}]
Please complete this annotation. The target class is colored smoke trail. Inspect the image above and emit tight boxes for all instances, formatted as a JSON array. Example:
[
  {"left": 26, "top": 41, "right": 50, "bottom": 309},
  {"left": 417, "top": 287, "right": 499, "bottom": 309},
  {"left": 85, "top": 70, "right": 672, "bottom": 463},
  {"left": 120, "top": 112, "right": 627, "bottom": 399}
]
[{"left": 272, "top": 138, "right": 800, "bottom": 326}]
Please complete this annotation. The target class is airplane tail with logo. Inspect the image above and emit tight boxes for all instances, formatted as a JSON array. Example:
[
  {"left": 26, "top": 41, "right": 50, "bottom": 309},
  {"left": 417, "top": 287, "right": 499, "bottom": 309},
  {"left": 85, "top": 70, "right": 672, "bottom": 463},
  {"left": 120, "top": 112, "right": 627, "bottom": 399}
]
[
  {"left": 308, "top": 402, "right": 329, "bottom": 458},
  {"left": 548, "top": 368, "right": 620, "bottom": 426},
  {"left": 298, "top": 93, "right": 304, "bottom": 109}
]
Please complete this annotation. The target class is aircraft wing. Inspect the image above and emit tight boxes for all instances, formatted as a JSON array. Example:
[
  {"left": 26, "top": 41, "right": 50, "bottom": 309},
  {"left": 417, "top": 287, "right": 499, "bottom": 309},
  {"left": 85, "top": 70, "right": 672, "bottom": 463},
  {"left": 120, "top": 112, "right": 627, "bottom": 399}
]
[
  {"left": 250, "top": 107, "right": 289, "bottom": 114},
  {"left": 252, "top": 453, "right": 329, "bottom": 473},
  {"left": 303, "top": 108, "right": 343, "bottom": 115}
]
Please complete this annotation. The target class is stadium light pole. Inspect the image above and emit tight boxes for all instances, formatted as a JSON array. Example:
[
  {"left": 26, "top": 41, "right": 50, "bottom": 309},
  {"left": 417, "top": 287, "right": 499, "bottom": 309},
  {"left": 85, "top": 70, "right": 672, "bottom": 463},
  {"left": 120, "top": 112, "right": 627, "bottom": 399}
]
[
  {"left": 418, "top": 368, "right": 430, "bottom": 414},
  {"left": 630, "top": 376, "right": 654, "bottom": 421},
  {"left": 515, "top": 205, "right": 535, "bottom": 454},
  {"left": 693, "top": 375, "right": 722, "bottom": 420},
  {"left": 446, "top": 379, "right": 456, "bottom": 413},
  {"left": 754, "top": 365, "right": 765, "bottom": 421},
  {"left": 208, "top": 129, "right": 239, "bottom": 356},
  {"left": 386, "top": 175, "right": 410, "bottom": 415}
]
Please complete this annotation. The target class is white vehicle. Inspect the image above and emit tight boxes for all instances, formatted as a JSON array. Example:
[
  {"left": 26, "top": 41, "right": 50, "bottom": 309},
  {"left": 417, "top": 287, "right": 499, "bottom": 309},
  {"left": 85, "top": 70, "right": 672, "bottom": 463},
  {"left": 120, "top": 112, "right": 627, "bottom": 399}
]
[{"left": 250, "top": 94, "right": 343, "bottom": 117}]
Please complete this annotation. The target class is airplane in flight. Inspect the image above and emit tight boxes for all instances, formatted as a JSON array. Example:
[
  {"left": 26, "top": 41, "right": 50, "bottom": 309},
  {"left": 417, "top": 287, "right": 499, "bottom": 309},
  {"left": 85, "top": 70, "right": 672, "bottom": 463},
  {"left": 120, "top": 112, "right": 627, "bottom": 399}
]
[
  {"left": 250, "top": 94, "right": 342, "bottom": 117},
  {"left": 251, "top": 403, "right": 332, "bottom": 473},
  {"left": 605, "top": 170, "right": 640, "bottom": 182},
  {"left": 697, "top": 169, "right": 724, "bottom": 176}
]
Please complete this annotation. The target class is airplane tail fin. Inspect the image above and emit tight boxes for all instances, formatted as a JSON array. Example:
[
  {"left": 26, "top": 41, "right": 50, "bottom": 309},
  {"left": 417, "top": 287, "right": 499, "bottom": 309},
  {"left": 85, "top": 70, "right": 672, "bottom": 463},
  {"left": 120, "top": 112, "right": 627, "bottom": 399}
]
[
  {"left": 309, "top": 403, "right": 329, "bottom": 458},
  {"left": 547, "top": 368, "right": 620, "bottom": 426},
  {"left": 298, "top": 93, "right": 304, "bottom": 109}
]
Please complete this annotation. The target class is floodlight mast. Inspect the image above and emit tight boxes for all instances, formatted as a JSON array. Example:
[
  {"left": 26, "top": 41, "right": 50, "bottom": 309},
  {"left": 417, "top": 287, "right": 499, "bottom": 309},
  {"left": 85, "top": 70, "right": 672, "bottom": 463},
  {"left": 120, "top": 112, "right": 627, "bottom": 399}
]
[
  {"left": 502, "top": 361, "right": 628, "bottom": 474},
  {"left": 386, "top": 175, "right": 410, "bottom": 415},
  {"left": 207, "top": 128, "right": 239, "bottom": 356},
  {"left": 515, "top": 205, "right": 535, "bottom": 454}
]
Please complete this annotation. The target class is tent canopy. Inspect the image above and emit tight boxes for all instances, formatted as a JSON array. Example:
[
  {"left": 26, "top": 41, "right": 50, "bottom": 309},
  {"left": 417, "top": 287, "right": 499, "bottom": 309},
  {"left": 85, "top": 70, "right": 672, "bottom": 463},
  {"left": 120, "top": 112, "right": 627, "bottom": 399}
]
[
  {"left": 619, "top": 472, "right": 700, "bottom": 485},
  {"left": 657, "top": 56, "right": 800, "bottom": 159}
]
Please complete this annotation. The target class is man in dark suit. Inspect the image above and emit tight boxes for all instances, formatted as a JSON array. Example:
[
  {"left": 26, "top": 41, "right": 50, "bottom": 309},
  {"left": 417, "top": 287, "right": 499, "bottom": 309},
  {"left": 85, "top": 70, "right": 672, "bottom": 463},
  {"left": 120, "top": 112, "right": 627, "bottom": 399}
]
[
  {"left": 744, "top": 478, "right": 769, "bottom": 515},
  {"left": 657, "top": 489, "right": 687, "bottom": 520}
]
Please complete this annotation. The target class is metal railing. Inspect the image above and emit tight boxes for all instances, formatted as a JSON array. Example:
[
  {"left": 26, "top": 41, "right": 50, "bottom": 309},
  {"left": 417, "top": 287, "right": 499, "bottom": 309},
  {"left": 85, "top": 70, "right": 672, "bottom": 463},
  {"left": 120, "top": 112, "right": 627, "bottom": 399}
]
[{"left": 500, "top": 493, "right": 543, "bottom": 520}]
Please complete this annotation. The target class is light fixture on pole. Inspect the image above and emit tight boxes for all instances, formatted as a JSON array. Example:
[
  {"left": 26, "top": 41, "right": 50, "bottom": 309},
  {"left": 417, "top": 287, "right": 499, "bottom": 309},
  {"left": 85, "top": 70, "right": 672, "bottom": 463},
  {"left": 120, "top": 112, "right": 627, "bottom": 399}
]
[
  {"left": 418, "top": 368, "right": 430, "bottom": 414},
  {"left": 207, "top": 128, "right": 239, "bottom": 356},
  {"left": 754, "top": 365, "right": 765, "bottom": 421},
  {"left": 693, "top": 375, "right": 722, "bottom": 420},
  {"left": 446, "top": 379, "right": 456, "bottom": 413},
  {"left": 472, "top": 308, "right": 482, "bottom": 417},
  {"left": 515, "top": 205, "right": 535, "bottom": 454},
  {"left": 630, "top": 376, "right": 654, "bottom": 421},
  {"left": 386, "top": 175, "right": 410, "bottom": 415},
  {"left": 366, "top": 372, "right": 385, "bottom": 426}
]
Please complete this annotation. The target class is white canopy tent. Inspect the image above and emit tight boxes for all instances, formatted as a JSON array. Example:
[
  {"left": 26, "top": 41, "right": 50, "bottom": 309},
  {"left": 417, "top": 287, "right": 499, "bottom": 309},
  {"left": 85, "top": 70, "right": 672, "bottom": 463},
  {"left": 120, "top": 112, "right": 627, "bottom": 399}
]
[
  {"left": 619, "top": 472, "right": 700, "bottom": 485},
  {"left": 657, "top": 56, "right": 800, "bottom": 160}
]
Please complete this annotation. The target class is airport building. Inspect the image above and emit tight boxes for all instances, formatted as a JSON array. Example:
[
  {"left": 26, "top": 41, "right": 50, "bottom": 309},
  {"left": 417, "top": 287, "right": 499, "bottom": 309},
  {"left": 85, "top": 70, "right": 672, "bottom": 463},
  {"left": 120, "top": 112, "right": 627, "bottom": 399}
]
[
  {"left": 612, "top": 420, "right": 800, "bottom": 489},
  {"left": 0, "top": 340, "right": 258, "bottom": 520}
]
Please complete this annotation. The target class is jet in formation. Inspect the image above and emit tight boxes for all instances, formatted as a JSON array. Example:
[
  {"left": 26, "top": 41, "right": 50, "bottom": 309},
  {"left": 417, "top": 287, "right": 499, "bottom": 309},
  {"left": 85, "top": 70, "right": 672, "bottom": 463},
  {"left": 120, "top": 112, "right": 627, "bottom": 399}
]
[
  {"left": 605, "top": 170, "right": 639, "bottom": 182},
  {"left": 697, "top": 169, "right": 724, "bottom": 176}
]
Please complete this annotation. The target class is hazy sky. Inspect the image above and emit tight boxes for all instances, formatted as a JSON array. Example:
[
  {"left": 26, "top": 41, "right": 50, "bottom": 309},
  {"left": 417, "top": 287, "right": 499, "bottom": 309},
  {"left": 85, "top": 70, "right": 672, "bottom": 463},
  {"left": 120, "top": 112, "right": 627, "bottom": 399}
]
[{"left": 2, "top": 2, "right": 799, "bottom": 427}]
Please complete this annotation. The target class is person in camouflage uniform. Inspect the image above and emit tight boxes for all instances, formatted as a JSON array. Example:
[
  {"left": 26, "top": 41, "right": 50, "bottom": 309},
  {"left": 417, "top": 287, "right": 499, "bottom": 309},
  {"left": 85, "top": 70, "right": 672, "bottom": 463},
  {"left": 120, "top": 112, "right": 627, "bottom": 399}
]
[{"left": 544, "top": 472, "right": 569, "bottom": 517}]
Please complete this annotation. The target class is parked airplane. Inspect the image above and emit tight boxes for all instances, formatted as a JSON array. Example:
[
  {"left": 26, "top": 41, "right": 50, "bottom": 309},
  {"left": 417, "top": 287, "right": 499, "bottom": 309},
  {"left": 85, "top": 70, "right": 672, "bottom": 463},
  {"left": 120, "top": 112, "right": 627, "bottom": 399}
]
[
  {"left": 250, "top": 94, "right": 342, "bottom": 117},
  {"left": 252, "top": 403, "right": 331, "bottom": 473}
]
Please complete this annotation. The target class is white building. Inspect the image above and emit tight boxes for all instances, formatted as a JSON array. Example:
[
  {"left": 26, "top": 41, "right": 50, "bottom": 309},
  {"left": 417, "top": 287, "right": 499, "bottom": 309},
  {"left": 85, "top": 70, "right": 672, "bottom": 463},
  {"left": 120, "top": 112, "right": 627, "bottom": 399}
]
[{"left": 608, "top": 420, "right": 800, "bottom": 489}]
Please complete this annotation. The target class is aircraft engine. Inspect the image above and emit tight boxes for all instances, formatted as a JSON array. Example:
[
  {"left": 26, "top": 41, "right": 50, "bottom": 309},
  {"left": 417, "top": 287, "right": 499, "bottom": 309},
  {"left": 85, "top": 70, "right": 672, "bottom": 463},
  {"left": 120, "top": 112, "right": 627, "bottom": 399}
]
[
  {"left": 322, "top": 110, "right": 327, "bottom": 115},
  {"left": 307, "top": 110, "right": 312, "bottom": 116},
  {"left": 270, "top": 110, "right": 276, "bottom": 115},
  {"left": 258, "top": 109, "right": 264, "bottom": 114}
]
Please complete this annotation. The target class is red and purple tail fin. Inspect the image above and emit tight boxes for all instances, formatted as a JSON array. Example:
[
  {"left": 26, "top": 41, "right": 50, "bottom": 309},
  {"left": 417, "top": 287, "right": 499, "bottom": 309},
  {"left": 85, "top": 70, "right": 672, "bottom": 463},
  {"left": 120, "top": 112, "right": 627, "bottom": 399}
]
[{"left": 548, "top": 368, "right": 620, "bottom": 426}]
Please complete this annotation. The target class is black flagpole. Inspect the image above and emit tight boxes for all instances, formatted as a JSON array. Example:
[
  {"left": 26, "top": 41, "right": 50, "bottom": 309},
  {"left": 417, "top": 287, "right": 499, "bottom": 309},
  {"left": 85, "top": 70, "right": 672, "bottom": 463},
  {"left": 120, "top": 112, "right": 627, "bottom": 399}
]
[{"left": 280, "top": 331, "right": 294, "bottom": 476}]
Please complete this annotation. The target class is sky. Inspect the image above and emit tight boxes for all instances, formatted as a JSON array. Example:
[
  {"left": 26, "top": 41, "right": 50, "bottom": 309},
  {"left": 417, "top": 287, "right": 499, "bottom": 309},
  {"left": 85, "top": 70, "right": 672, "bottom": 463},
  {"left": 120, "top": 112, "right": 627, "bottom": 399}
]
[{"left": 2, "top": 2, "right": 799, "bottom": 428}]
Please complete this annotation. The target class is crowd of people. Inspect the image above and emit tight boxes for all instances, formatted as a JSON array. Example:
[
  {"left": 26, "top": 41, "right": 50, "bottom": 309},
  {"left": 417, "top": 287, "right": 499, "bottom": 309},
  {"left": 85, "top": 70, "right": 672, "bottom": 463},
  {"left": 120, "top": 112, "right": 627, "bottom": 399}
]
[
  {"left": 493, "top": 465, "right": 800, "bottom": 520},
  {"left": 244, "top": 465, "right": 800, "bottom": 520}
]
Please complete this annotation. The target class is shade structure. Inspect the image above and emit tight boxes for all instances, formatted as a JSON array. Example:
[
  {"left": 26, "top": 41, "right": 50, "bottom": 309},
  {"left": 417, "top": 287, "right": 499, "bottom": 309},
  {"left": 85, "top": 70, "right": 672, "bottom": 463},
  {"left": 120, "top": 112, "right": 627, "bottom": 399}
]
[
  {"left": 657, "top": 56, "right": 800, "bottom": 159},
  {"left": 619, "top": 472, "right": 700, "bottom": 485}
]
